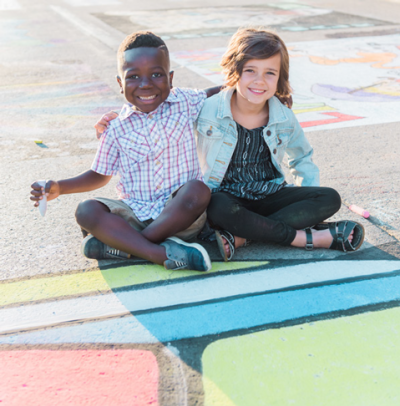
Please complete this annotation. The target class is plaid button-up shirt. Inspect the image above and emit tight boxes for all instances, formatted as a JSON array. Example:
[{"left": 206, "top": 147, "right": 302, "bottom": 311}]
[{"left": 91, "top": 87, "right": 207, "bottom": 221}]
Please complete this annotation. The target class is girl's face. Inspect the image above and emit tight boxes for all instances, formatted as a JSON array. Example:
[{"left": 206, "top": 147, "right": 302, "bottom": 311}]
[{"left": 235, "top": 53, "right": 281, "bottom": 107}]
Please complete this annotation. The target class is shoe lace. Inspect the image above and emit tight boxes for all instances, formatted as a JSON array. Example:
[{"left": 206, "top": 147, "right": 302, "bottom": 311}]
[
  {"left": 107, "top": 248, "right": 122, "bottom": 257},
  {"left": 173, "top": 260, "right": 187, "bottom": 269}
]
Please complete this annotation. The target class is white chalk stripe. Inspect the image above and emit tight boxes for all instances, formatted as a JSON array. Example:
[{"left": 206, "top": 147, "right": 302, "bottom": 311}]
[
  {"left": 1, "top": 294, "right": 129, "bottom": 334},
  {"left": 1, "top": 261, "right": 399, "bottom": 334}
]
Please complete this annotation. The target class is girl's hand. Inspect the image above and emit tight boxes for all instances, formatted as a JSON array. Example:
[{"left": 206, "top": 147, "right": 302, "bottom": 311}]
[
  {"left": 30, "top": 180, "right": 60, "bottom": 207},
  {"left": 94, "top": 111, "right": 119, "bottom": 139}
]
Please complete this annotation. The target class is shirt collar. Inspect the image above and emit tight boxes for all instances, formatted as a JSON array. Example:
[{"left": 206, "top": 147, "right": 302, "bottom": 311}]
[
  {"left": 118, "top": 90, "right": 180, "bottom": 121},
  {"left": 216, "top": 87, "right": 289, "bottom": 125}
]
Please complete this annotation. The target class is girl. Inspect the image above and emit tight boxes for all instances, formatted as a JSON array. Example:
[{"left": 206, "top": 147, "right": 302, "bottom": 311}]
[{"left": 195, "top": 28, "right": 364, "bottom": 260}]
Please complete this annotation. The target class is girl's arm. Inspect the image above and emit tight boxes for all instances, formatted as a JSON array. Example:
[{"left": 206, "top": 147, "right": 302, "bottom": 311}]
[{"left": 285, "top": 116, "right": 320, "bottom": 187}]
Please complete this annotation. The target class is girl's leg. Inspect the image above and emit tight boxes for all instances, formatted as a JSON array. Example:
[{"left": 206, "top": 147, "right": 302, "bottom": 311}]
[
  {"left": 207, "top": 187, "right": 342, "bottom": 253},
  {"left": 207, "top": 192, "right": 297, "bottom": 245}
]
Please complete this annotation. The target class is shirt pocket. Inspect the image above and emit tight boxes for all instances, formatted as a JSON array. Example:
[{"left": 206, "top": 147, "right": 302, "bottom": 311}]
[
  {"left": 161, "top": 112, "right": 191, "bottom": 145},
  {"left": 276, "top": 128, "right": 293, "bottom": 147},
  {"left": 196, "top": 120, "right": 225, "bottom": 140},
  {"left": 118, "top": 135, "right": 151, "bottom": 165}
]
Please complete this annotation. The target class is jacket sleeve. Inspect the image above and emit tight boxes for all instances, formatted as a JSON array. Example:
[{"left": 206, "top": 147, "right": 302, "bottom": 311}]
[{"left": 285, "top": 112, "right": 320, "bottom": 187}]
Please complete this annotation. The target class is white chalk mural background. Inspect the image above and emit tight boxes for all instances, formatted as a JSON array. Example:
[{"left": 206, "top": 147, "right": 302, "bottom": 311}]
[{"left": 171, "top": 34, "right": 400, "bottom": 132}]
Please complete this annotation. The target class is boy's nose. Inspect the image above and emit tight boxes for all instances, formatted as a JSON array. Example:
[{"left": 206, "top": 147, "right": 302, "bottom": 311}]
[{"left": 139, "top": 77, "right": 152, "bottom": 88}]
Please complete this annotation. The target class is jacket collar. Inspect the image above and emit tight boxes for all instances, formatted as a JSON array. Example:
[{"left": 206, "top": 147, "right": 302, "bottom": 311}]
[{"left": 217, "top": 87, "right": 289, "bottom": 125}]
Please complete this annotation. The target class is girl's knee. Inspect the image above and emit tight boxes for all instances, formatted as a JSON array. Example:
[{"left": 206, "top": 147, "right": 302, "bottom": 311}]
[{"left": 326, "top": 187, "right": 342, "bottom": 211}]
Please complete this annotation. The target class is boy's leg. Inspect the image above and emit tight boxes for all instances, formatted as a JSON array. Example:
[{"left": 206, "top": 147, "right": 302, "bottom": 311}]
[
  {"left": 76, "top": 200, "right": 167, "bottom": 265},
  {"left": 141, "top": 179, "right": 211, "bottom": 243},
  {"left": 75, "top": 179, "right": 211, "bottom": 270}
]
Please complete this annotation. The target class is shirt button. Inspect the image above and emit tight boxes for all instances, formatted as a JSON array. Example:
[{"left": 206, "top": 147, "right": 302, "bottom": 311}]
[
  {"left": 148, "top": 114, "right": 154, "bottom": 119},
  {"left": 156, "top": 185, "right": 161, "bottom": 190},
  {"left": 206, "top": 130, "right": 212, "bottom": 136},
  {"left": 156, "top": 161, "right": 161, "bottom": 165},
  {"left": 267, "top": 130, "right": 271, "bottom": 136},
  {"left": 273, "top": 149, "right": 277, "bottom": 154}
]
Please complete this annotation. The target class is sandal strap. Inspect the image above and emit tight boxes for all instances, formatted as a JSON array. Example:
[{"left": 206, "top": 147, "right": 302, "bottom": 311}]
[
  {"left": 220, "top": 230, "right": 235, "bottom": 261},
  {"left": 305, "top": 228, "right": 313, "bottom": 250}
]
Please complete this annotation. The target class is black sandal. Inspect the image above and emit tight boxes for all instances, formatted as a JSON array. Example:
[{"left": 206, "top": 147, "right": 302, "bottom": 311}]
[
  {"left": 312, "top": 220, "right": 365, "bottom": 252},
  {"left": 215, "top": 230, "right": 251, "bottom": 262}
]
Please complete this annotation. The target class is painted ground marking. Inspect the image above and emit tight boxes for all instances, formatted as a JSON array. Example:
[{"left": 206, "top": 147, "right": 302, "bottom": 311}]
[
  {"left": 171, "top": 34, "right": 400, "bottom": 132},
  {"left": 203, "top": 307, "right": 400, "bottom": 406},
  {"left": 1, "top": 260, "right": 399, "bottom": 344},
  {"left": 0, "top": 349, "right": 158, "bottom": 406}
]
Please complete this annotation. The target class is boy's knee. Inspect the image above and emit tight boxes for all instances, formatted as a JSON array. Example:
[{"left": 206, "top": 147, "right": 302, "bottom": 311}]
[
  {"left": 75, "top": 199, "right": 107, "bottom": 229},
  {"left": 183, "top": 180, "right": 211, "bottom": 209}
]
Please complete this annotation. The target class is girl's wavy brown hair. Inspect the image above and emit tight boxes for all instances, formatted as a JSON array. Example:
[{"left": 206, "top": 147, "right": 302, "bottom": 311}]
[{"left": 221, "top": 28, "right": 292, "bottom": 98}]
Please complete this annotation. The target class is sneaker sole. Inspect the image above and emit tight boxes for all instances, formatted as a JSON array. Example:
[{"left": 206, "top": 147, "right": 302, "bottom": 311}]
[{"left": 167, "top": 236, "right": 212, "bottom": 272}]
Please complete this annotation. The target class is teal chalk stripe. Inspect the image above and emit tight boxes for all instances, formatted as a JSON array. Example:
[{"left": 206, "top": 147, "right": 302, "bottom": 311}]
[{"left": 1, "top": 273, "right": 400, "bottom": 344}]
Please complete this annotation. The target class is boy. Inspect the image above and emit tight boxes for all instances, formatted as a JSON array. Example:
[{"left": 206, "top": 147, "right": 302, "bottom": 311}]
[{"left": 30, "top": 31, "right": 220, "bottom": 272}]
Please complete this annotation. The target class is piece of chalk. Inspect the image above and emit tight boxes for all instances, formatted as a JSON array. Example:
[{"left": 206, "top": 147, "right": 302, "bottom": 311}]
[
  {"left": 37, "top": 180, "right": 47, "bottom": 217},
  {"left": 348, "top": 204, "right": 369, "bottom": 218},
  {"left": 34, "top": 140, "right": 43, "bottom": 144}
]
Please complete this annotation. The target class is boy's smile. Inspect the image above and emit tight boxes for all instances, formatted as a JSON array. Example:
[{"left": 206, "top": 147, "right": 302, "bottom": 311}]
[
  {"left": 235, "top": 54, "right": 281, "bottom": 107},
  {"left": 117, "top": 47, "right": 173, "bottom": 113}
]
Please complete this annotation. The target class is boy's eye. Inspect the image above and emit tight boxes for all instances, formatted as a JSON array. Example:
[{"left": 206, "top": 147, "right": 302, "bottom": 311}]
[
  {"left": 152, "top": 73, "right": 163, "bottom": 78},
  {"left": 127, "top": 74, "right": 139, "bottom": 80}
]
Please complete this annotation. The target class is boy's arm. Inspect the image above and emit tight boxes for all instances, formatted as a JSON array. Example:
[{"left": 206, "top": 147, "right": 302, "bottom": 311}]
[
  {"left": 204, "top": 85, "right": 222, "bottom": 98},
  {"left": 30, "top": 170, "right": 112, "bottom": 207}
]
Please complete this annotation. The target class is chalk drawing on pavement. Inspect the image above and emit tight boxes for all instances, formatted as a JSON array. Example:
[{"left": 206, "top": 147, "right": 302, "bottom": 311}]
[
  {"left": 1, "top": 258, "right": 400, "bottom": 404},
  {"left": 94, "top": 5, "right": 390, "bottom": 38},
  {"left": 170, "top": 34, "right": 400, "bottom": 132}
]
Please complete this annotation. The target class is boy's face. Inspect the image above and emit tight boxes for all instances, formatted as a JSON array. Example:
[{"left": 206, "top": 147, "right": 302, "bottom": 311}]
[{"left": 117, "top": 47, "right": 173, "bottom": 113}]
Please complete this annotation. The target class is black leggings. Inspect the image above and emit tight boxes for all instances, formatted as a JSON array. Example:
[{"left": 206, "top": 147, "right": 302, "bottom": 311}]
[{"left": 207, "top": 187, "right": 341, "bottom": 246}]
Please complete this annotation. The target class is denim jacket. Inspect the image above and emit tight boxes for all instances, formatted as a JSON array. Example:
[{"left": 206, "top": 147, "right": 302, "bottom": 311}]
[{"left": 195, "top": 88, "right": 320, "bottom": 190}]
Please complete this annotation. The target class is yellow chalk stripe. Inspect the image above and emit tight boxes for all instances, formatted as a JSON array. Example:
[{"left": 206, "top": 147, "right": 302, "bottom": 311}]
[
  {"left": 0, "top": 261, "right": 268, "bottom": 307},
  {"left": 293, "top": 106, "right": 335, "bottom": 114}
]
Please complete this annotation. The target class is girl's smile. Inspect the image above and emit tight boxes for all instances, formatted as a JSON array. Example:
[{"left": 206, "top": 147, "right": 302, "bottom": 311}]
[{"left": 235, "top": 54, "right": 281, "bottom": 108}]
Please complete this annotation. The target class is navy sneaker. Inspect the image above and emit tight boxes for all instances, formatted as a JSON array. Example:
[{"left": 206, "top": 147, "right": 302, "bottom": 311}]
[
  {"left": 160, "top": 236, "right": 211, "bottom": 272},
  {"left": 81, "top": 235, "right": 130, "bottom": 260}
]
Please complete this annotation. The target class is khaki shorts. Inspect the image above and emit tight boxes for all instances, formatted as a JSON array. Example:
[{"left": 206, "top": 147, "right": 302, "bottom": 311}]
[{"left": 93, "top": 194, "right": 206, "bottom": 241}]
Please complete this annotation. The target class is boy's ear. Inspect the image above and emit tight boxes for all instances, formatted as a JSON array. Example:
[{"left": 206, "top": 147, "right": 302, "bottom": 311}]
[
  {"left": 169, "top": 71, "right": 174, "bottom": 88},
  {"left": 116, "top": 75, "right": 123, "bottom": 94}
]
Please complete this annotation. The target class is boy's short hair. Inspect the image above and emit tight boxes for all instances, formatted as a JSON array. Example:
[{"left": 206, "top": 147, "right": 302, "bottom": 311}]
[
  {"left": 117, "top": 31, "right": 169, "bottom": 69},
  {"left": 221, "top": 28, "right": 292, "bottom": 98}
]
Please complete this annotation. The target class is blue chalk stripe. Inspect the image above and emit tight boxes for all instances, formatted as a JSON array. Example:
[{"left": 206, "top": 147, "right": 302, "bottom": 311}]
[{"left": 1, "top": 274, "right": 400, "bottom": 344}]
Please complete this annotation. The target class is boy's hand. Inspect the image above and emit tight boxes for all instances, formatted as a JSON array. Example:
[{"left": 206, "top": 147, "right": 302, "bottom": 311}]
[
  {"left": 94, "top": 111, "right": 119, "bottom": 139},
  {"left": 30, "top": 180, "right": 60, "bottom": 207}
]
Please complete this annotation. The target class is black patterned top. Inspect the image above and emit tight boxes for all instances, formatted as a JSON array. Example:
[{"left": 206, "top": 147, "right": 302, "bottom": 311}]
[{"left": 212, "top": 122, "right": 285, "bottom": 200}]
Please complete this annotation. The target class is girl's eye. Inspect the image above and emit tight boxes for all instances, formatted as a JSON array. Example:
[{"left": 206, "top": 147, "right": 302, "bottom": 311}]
[{"left": 244, "top": 69, "right": 254, "bottom": 73}]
